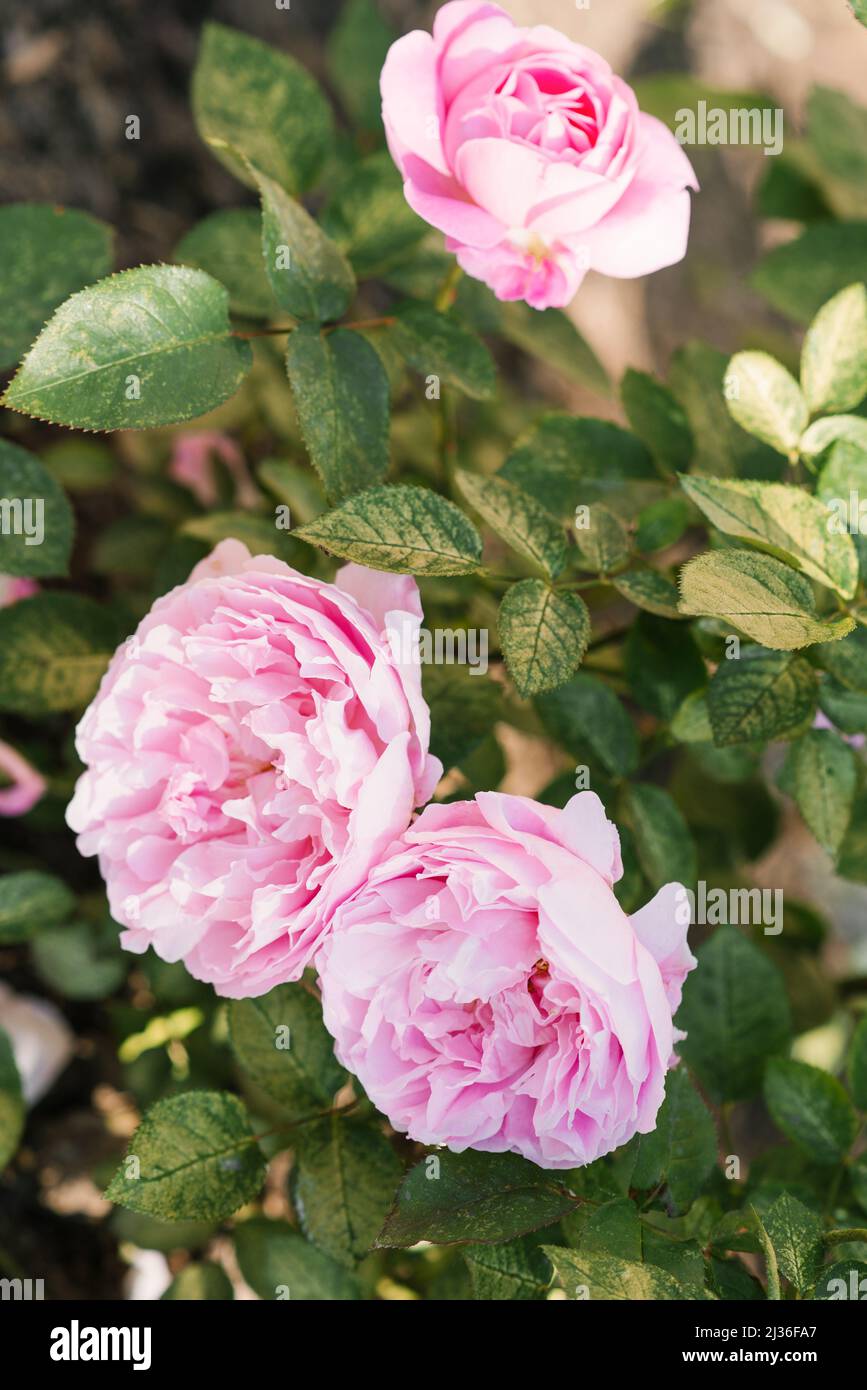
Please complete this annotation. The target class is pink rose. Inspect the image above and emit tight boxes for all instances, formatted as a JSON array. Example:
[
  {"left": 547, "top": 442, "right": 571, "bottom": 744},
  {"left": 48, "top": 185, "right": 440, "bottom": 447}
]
[
  {"left": 0, "top": 575, "right": 39, "bottom": 608},
  {"left": 168, "top": 431, "right": 258, "bottom": 509},
  {"left": 319, "top": 791, "right": 695, "bottom": 1169},
  {"left": 381, "top": 1, "right": 697, "bottom": 309},
  {"left": 67, "top": 540, "right": 441, "bottom": 997},
  {"left": 0, "top": 740, "right": 46, "bottom": 817}
]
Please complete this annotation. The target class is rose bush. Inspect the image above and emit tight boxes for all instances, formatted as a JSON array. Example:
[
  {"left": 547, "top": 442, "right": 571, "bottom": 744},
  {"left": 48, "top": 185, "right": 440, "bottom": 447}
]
[
  {"left": 381, "top": 0, "right": 697, "bottom": 306},
  {"left": 2, "top": 0, "right": 867, "bottom": 1307}
]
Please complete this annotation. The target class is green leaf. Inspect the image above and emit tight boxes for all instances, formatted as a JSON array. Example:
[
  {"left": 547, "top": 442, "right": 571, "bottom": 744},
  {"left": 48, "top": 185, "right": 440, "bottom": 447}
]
[
  {"left": 764, "top": 1058, "right": 858, "bottom": 1165},
  {"left": 0, "top": 203, "right": 113, "bottom": 371},
  {"left": 424, "top": 665, "right": 502, "bottom": 772},
  {"left": 501, "top": 416, "right": 657, "bottom": 520},
  {"left": 765, "top": 1194, "right": 824, "bottom": 1294},
  {"left": 0, "top": 440, "right": 73, "bottom": 579},
  {"left": 455, "top": 470, "right": 566, "bottom": 578},
  {"left": 669, "top": 342, "right": 781, "bottom": 480},
  {"left": 621, "top": 369, "right": 693, "bottom": 473},
  {"left": 752, "top": 221, "right": 867, "bottom": 324},
  {"left": 234, "top": 1219, "right": 360, "bottom": 1300},
  {"left": 635, "top": 497, "right": 690, "bottom": 553},
  {"left": 535, "top": 673, "right": 639, "bottom": 776},
  {"left": 631, "top": 1069, "right": 717, "bottom": 1213},
  {"left": 253, "top": 166, "right": 354, "bottom": 323},
  {"left": 670, "top": 690, "right": 713, "bottom": 743},
  {"left": 295, "top": 484, "right": 481, "bottom": 576},
  {"left": 678, "top": 549, "right": 855, "bottom": 649},
  {"left": 544, "top": 1246, "right": 695, "bottom": 1300},
  {"left": 161, "top": 1262, "right": 234, "bottom": 1300},
  {"left": 498, "top": 581, "right": 590, "bottom": 697},
  {"left": 679, "top": 474, "right": 859, "bottom": 599},
  {"left": 32, "top": 920, "right": 127, "bottom": 1001},
  {"left": 498, "top": 302, "right": 609, "bottom": 396},
  {"left": 292, "top": 1116, "right": 402, "bottom": 1268},
  {"left": 2, "top": 266, "right": 253, "bottom": 431},
  {"left": 41, "top": 439, "right": 116, "bottom": 493},
  {"left": 228, "top": 984, "right": 346, "bottom": 1119},
  {"left": 707, "top": 648, "right": 817, "bottom": 746},
  {"left": 0, "top": 1029, "right": 24, "bottom": 1171},
  {"left": 678, "top": 926, "right": 792, "bottom": 1102},
  {"left": 626, "top": 783, "right": 696, "bottom": 891},
  {"left": 326, "top": 0, "right": 396, "bottom": 131},
  {"left": 321, "top": 153, "right": 428, "bottom": 279},
  {"left": 818, "top": 674, "right": 867, "bottom": 733},
  {"left": 624, "top": 613, "right": 706, "bottom": 720},
  {"left": 723, "top": 352, "right": 807, "bottom": 456},
  {"left": 812, "top": 1259, "right": 867, "bottom": 1299},
  {"left": 807, "top": 87, "right": 867, "bottom": 198},
  {"left": 175, "top": 210, "right": 276, "bottom": 320},
  {"left": 391, "top": 302, "right": 495, "bottom": 400},
  {"left": 838, "top": 791, "right": 867, "bottom": 884},
  {"left": 180, "top": 512, "right": 304, "bottom": 569},
  {"left": 285, "top": 324, "right": 389, "bottom": 501},
  {"left": 0, "top": 593, "right": 124, "bottom": 714},
  {"left": 105, "top": 1091, "right": 266, "bottom": 1220},
  {"left": 848, "top": 1016, "right": 867, "bottom": 1110},
  {"left": 464, "top": 1236, "right": 552, "bottom": 1300},
  {"left": 612, "top": 566, "right": 681, "bottom": 618},
  {"left": 572, "top": 504, "right": 631, "bottom": 573},
  {"left": 802, "top": 414, "right": 867, "bottom": 461},
  {"left": 0, "top": 871, "right": 75, "bottom": 945},
  {"left": 782, "top": 728, "right": 858, "bottom": 857},
  {"left": 801, "top": 283, "right": 867, "bottom": 414},
  {"left": 376, "top": 1150, "right": 578, "bottom": 1248},
  {"left": 192, "top": 23, "right": 333, "bottom": 194}
]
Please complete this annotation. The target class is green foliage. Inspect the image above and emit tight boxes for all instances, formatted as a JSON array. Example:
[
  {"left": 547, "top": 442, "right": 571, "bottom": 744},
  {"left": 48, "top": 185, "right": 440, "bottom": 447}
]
[
  {"left": 455, "top": 470, "right": 566, "bottom": 578},
  {"left": 764, "top": 1059, "right": 858, "bottom": 1164},
  {"left": 0, "top": 593, "right": 125, "bottom": 713},
  {"left": 391, "top": 303, "right": 496, "bottom": 400},
  {"left": 296, "top": 484, "right": 481, "bottom": 574},
  {"left": 707, "top": 648, "right": 817, "bottom": 746},
  {"left": 292, "top": 1116, "right": 402, "bottom": 1268},
  {"left": 780, "top": 728, "right": 858, "bottom": 858},
  {"left": 0, "top": 871, "right": 75, "bottom": 944},
  {"left": 228, "top": 985, "right": 346, "bottom": 1119},
  {"left": 678, "top": 549, "right": 854, "bottom": 649},
  {"left": 254, "top": 167, "right": 355, "bottom": 322},
  {"left": 0, "top": 1029, "right": 24, "bottom": 1171},
  {"left": 498, "top": 581, "right": 590, "bottom": 696},
  {"left": 161, "top": 1262, "right": 234, "bottom": 1301}
]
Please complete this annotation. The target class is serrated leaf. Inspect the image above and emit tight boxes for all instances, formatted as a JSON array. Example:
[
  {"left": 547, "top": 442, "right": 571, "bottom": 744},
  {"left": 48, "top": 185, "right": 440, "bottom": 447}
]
[
  {"left": 812, "top": 1259, "right": 867, "bottom": 1299},
  {"left": 375, "top": 1150, "right": 577, "bottom": 1248},
  {"left": 0, "top": 440, "right": 73, "bottom": 579},
  {"left": 293, "top": 1116, "right": 402, "bottom": 1268},
  {"left": 679, "top": 549, "right": 854, "bottom": 649},
  {"left": 812, "top": 625, "right": 867, "bottom": 691},
  {"left": 295, "top": 484, "right": 481, "bottom": 575},
  {"left": 678, "top": 926, "right": 792, "bottom": 1103},
  {"left": 390, "top": 302, "right": 495, "bottom": 400},
  {"left": 536, "top": 673, "right": 638, "bottom": 776},
  {"left": 613, "top": 566, "right": 681, "bottom": 617},
  {"left": 848, "top": 1015, "right": 867, "bottom": 1109},
  {"left": 626, "top": 783, "right": 696, "bottom": 891},
  {"left": 572, "top": 504, "right": 631, "bottom": 573},
  {"left": 253, "top": 166, "right": 354, "bottom": 322},
  {"left": 175, "top": 210, "right": 276, "bottom": 320},
  {"left": 192, "top": 23, "right": 333, "bottom": 194},
  {"left": 161, "top": 1262, "right": 234, "bottom": 1300},
  {"left": 753, "top": 221, "right": 867, "bottom": 324},
  {"left": 228, "top": 984, "right": 346, "bottom": 1119},
  {"left": 455, "top": 469, "right": 566, "bottom": 578},
  {"left": 765, "top": 1194, "right": 824, "bottom": 1294},
  {"left": 679, "top": 474, "right": 858, "bottom": 599},
  {"left": 801, "top": 283, "right": 867, "bottom": 414},
  {"left": 707, "top": 648, "right": 817, "bottom": 746},
  {"left": 545, "top": 1246, "right": 698, "bottom": 1300},
  {"left": 0, "top": 593, "right": 124, "bottom": 714},
  {"left": 631, "top": 1070, "right": 717, "bottom": 1213},
  {"left": 724, "top": 352, "right": 807, "bottom": 456},
  {"left": 0, "top": 203, "right": 113, "bottom": 371},
  {"left": 234, "top": 1219, "right": 360, "bottom": 1300},
  {"left": 321, "top": 152, "right": 427, "bottom": 278},
  {"left": 498, "top": 580, "right": 589, "bottom": 697},
  {"left": 621, "top": 369, "right": 693, "bottom": 473},
  {"left": 782, "top": 728, "right": 858, "bottom": 857},
  {"left": 0, "top": 1029, "right": 24, "bottom": 1171},
  {"left": 464, "top": 1236, "right": 552, "bottom": 1300},
  {"left": 2, "top": 266, "right": 252, "bottom": 431},
  {"left": 285, "top": 324, "right": 389, "bottom": 501},
  {"left": 501, "top": 416, "right": 657, "bottom": 520},
  {"left": 764, "top": 1058, "right": 858, "bottom": 1165},
  {"left": 0, "top": 871, "right": 75, "bottom": 945},
  {"left": 105, "top": 1091, "right": 266, "bottom": 1220}
]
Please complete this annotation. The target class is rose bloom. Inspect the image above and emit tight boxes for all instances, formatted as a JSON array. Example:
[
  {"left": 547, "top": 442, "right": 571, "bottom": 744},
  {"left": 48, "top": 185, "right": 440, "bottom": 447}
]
[
  {"left": 67, "top": 540, "right": 441, "bottom": 997},
  {"left": 319, "top": 791, "right": 695, "bottom": 1168},
  {"left": 381, "top": 1, "right": 697, "bottom": 309}
]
